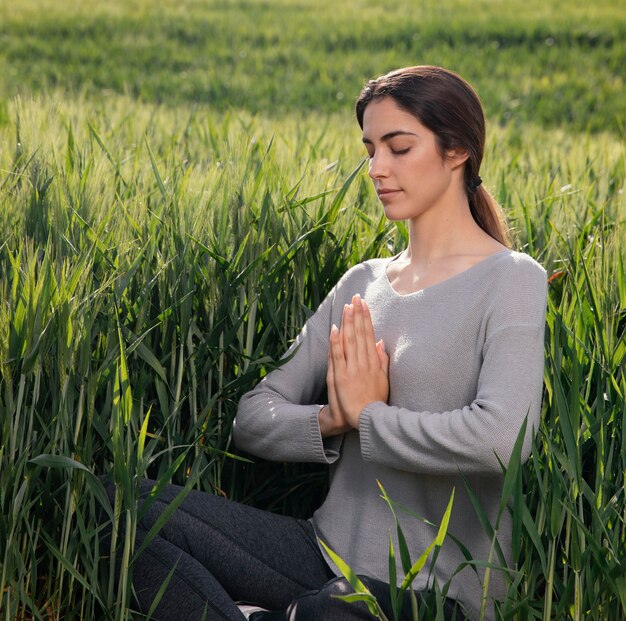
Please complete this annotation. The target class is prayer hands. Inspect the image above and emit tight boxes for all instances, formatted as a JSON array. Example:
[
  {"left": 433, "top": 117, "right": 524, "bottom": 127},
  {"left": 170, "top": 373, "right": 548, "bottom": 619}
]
[{"left": 321, "top": 294, "right": 389, "bottom": 435}]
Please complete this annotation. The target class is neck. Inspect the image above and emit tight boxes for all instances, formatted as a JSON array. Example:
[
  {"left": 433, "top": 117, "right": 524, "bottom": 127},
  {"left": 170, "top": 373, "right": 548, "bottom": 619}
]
[{"left": 404, "top": 192, "right": 485, "bottom": 267}]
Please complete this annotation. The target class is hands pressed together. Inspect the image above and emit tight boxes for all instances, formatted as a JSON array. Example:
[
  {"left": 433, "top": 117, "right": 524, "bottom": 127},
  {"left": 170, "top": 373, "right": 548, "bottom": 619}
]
[{"left": 319, "top": 294, "right": 390, "bottom": 437}]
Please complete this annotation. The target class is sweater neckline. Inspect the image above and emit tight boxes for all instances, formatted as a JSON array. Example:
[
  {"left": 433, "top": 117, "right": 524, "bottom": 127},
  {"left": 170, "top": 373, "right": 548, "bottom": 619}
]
[{"left": 384, "top": 249, "right": 511, "bottom": 298}]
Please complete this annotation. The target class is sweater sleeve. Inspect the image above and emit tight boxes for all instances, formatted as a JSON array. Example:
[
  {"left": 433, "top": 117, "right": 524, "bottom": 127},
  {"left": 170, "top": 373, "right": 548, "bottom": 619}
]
[
  {"left": 232, "top": 284, "right": 344, "bottom": 464},
  {"left": 359, "top": 260, "right": 548, "bottom": 475}
]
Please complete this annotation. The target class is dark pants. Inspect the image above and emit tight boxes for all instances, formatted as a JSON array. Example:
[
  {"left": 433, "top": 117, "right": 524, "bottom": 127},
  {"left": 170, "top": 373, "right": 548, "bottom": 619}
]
[{"left": 103, "top": 480, "right": 465, "bottom": 620}]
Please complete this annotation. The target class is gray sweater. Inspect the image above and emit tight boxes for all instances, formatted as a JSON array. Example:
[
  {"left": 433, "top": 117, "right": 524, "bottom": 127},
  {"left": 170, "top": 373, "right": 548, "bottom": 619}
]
[{"left": 233, "top": 249, "right": 548, "bottom": 620}]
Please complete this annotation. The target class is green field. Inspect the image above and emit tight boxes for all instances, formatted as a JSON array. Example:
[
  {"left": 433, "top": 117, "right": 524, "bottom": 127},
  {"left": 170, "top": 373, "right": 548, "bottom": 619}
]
[
  {"left": 1, "top": 0, "right": 625, "bottom": 132},
  {"left": 1, "top": 0, "right": 625, "bottom": 619}
]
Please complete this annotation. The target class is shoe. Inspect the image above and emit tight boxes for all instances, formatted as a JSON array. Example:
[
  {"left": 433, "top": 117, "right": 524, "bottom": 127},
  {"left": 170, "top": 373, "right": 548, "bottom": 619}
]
[{"left": 237, "top": 604, "right": 270, "bottom": 619}]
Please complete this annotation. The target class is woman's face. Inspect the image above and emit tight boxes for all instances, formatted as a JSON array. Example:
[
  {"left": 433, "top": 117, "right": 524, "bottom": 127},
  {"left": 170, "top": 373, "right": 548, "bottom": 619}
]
[{"left": 362, "top": 97, "right": 464, "bottom": 222}]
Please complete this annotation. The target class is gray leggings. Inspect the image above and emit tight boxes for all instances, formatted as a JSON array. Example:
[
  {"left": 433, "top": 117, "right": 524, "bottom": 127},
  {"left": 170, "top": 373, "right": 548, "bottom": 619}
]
[{"left": 104, "top": 480, "right": 465, "bottom": 620}]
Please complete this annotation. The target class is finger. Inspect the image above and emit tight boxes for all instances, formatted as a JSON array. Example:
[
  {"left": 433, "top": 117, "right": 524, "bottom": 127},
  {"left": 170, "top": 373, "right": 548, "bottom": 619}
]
[
  {"left": 341, "top": 303, "right": 357, "bottom": 362},
  {"left": 351, "top": 294, "right": 369, "bottom": 363},
  {"left": 376, "top": 339, "right": 390, "bottom": 374},
  {"left": 330, "top": 323, "right": 346, "bottom": 368},
  {"left": 339, "top": 303, "right": 348, "bottom": 350},
  {"left": 361, "top": 299, "right": 379, "bottom": 362},
  {"left": 327, "top": 348, "right": 339, "bottom": 408}
]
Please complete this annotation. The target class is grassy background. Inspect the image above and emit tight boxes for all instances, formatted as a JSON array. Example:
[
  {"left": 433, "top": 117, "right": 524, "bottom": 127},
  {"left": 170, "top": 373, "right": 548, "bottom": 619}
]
[
  {"left": 0, "top": 0, "right": 625, "bottom": 619},
  {"left": 0, "top": 0, "right": 625, "bottom": 132}
]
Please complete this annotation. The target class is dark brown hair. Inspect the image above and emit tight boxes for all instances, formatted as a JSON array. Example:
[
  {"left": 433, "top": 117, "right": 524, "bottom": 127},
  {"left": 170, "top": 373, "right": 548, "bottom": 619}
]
[{"left": 356, "top": 65, "right": 510, "bottom": 246}]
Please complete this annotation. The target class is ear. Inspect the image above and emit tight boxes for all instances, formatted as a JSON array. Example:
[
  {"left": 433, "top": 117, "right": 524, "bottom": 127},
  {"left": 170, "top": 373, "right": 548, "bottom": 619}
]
[{"left": 445, "top": 147, "right": 469, "bottom": 168}]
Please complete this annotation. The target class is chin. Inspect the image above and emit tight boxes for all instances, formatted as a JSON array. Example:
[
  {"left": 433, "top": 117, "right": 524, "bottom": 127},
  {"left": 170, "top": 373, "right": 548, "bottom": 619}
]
[
  {"left": 384, "top": 213, "right": 407, "bottom": 222},
  {"left": 383, "top": 206, "right": 416, "bottom": 221}
]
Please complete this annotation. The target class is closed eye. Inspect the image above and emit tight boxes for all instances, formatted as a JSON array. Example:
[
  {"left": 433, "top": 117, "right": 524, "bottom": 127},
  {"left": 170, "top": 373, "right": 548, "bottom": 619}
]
[{"left": 365, "top": 147, "right": 410, "bottom": 159}]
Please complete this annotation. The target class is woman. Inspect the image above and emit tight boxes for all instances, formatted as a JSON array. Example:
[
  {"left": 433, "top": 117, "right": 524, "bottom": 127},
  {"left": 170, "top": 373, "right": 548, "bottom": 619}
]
[{"left": 120, "top": 66, "right": 548, "bottom": 621}]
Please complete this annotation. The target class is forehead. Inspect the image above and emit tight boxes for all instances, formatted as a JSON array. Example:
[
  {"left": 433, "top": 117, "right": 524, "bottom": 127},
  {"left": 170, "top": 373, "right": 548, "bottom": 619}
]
[{"left": 362, "top": 97, "right": 425, "bottom": 138}]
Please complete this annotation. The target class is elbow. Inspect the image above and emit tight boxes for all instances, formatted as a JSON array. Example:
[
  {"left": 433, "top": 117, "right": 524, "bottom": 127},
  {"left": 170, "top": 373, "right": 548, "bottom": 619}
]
[
  {"left": 232, "top": 387, "right": 280, "bottom": 455},
  {"left": 483, "top": 414, "right": 537, "bottom": 474},
  {"left": 231, "top": 415, "right": 244, "bottom": 450},
  {"left": 232, "top": 394, "right": 255, "bottom": 452},
  {"left": 232, "top": 412, "right": 260, "bottom": 455},
  {"left": 485, "top": 438, "right": 531, "bottom": 474}
]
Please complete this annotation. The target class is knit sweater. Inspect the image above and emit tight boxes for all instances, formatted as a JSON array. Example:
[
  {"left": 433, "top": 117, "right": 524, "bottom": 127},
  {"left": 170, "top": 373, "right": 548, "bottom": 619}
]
[{"left": 233, "top": 249, "right": 548, "bottom": 621}]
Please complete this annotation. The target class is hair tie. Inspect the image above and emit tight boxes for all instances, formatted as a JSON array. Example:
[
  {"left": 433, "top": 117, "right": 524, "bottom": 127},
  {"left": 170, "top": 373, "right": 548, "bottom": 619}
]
[{"left": 468, "top": 175, "right": 482, "bottom": 194}]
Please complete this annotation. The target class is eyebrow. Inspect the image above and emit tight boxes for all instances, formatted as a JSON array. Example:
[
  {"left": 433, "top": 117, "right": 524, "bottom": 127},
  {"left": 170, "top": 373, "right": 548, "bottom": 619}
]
[{"left": 362, "top": 130, "right": 418, "bottom": 145}]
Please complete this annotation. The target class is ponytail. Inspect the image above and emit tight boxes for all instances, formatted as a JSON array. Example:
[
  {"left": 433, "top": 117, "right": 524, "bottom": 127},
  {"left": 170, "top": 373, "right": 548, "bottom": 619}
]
[{"left": 469, "top": 187, "right": 511, "bottom": 247}]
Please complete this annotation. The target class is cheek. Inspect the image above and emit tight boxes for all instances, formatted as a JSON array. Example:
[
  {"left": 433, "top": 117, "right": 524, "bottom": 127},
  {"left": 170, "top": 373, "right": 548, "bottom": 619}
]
[
  {"left": 407, "top": 150, "right": 446, "bottom": 179},
  {"left": 402, "top": 154, "right": 436, "bottom": 181}
]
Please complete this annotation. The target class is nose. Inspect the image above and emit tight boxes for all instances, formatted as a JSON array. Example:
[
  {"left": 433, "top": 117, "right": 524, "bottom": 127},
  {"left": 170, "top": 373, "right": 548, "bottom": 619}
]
[{"left": 368, "top": 151, "right": 389, "bottom": 180}]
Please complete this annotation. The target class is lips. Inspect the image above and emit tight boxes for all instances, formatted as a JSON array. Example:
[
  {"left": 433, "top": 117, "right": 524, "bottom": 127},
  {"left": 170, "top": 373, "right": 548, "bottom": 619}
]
[{"left": 377, "top": 188, "right": 402, "bottom": 198}]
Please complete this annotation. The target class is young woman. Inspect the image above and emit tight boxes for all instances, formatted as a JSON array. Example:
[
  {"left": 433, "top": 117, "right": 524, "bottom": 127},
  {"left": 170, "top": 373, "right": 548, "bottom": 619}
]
[{"left": 119, "top": 66, "right": 548, "bottom": 621}]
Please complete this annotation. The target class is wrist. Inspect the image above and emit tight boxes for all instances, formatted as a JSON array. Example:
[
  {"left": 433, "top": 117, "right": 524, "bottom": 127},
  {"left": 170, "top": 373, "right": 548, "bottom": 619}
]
[
  {"left": 318, "top": 405, "right": 333, "bottom": 437},
  {"left": 319, "top": 405, "right": 350, "bottom": 438},
  {"left": 349, "top": 401, "right": 377, "bottom": 428}
]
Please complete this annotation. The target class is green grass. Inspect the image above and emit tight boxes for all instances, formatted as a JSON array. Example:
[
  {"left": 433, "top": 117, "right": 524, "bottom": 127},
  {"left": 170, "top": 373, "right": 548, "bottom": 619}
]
[
  {"left": 1, "top": 89, "right": 624, "bottom": 619},
  {"left": 0, "top": 0, "right": 625, "bottom": 132},
  {"left": 1, "top": 0, "right": 626, "bottom": 619}
]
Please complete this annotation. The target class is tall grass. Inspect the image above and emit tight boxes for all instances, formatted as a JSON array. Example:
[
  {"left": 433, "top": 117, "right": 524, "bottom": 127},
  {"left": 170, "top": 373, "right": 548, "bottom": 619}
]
[
  {"left": 0, "top": 93, "right": 625, "bottom": 619},
  {"left": 0, "top": 0, "right": 625, "bottom": 133}
]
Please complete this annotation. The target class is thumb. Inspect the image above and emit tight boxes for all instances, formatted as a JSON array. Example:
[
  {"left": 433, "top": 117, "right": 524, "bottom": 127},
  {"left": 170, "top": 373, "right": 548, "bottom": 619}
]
[{"left": 376, "top": 339, "right": 390, "bottom": 373}]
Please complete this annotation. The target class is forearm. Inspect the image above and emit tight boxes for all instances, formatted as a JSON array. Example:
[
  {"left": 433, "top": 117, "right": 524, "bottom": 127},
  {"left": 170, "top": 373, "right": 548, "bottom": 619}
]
[
  {"left": 359, "top": 323, "right": 546, "bottom": 475},
  {"left": 359, "top": 399, "right": 538, "bottom": 475},
  {"left": 234, "top": 390, "right": 343, "bottom": 463}
]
